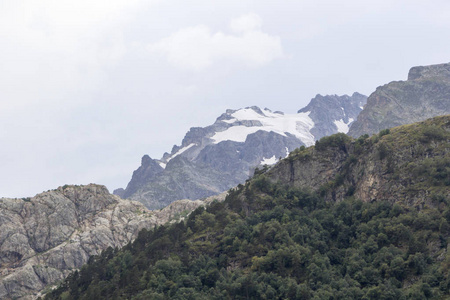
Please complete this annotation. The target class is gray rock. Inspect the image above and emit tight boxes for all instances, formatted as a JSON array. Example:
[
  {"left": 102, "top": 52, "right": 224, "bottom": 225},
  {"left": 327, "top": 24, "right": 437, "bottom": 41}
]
[
  {"left": 348, "top": 62, "right": 450, "bottom": 138},
  {"left": 128, "top": 156, "right": 233, "bottom": 210},
  {"left": 299, "top": 93, "right": 367, "bottom": 140},
  {"left": 121, "top": 155, "right": 164, "bottom": 198},
  {"left": 0, "top": 184, "right": 212, "bottom": 300},
  {"left": 267, "top": 115, "right": 450, "bottom": 207},
  {"left": 120, "top": 97, "right": 366, "bottom": 209}
]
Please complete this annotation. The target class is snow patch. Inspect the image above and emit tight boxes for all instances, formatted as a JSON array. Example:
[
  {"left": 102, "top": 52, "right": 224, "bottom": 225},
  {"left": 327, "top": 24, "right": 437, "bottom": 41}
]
[
  {"left": 261, "top": 155, "right": 278, "bottom": 165},
  {"left": 334, "top": 118, "right": 354, "bottom": 133},
  {"left": 211, "top": 108, "right": 315, "bottom": 146},
  {"left": 158, "top": 162, "right": 167, "bottom": 169},
  {"left": 222, "top": 118, "right": 236, "bottom": 124},
  {"left": 285, "top": 147, "right": 289, "bottom": 157},
  {"left": 167, "top": 143, "right": 196, "bottom": 162},
  {"left": 211, "top": 126, "right": 263, "bottom": 143}
]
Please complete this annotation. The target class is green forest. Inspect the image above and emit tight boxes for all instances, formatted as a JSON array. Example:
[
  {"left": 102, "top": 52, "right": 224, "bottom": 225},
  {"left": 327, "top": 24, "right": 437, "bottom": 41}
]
[
  {"left": 44, "top": 117, "right": 450, "bottom": 300},
  {"left": 44, "top": 180, "right": 449, "bottom": 299}
]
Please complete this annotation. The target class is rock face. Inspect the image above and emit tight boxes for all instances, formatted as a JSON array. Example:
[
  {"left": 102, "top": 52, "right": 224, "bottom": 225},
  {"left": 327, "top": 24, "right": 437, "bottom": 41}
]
[
  {"left": 127, "top": 156, "right": 233, "bottom": 209},
  {"left": 0, "top": 184, "right": 211, "bottom": 300},
  {"left": 348, "top": 62, "right": 450, "bottom": 138},
  {"left": 299, "top": 92, "right": 367, "bottom": 139},
  {"left": 267, "top": 115, "right": 450, "bottom": 208},
  {"left": 122, "top": 155, "right": 164, "bottom": 199},
  {"left": 118, "top": 94, "right": 366, "bottom": 209}
]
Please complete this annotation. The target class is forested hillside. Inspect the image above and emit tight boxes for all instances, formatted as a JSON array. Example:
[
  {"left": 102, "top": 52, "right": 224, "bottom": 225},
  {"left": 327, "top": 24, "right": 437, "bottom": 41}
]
[{"left": 44, "top": 116, "right": 450, "bottom": 300}]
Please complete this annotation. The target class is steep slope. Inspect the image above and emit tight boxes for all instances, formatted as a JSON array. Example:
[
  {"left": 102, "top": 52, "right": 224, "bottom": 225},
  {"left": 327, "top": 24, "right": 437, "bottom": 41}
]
[
  {"left": 348, "top": 62, "right": 450, "bottom": 138},
  {"left": 126, "top": 156, "right": 233, "bottom": 209},
  {"left": 120, "top": 155, "right": 163, "bottom": 199},
  {"left": 0, "top": 184, "right": 212, "bottom": 300},
  {"left": 45, "top": 116, "right": 450, "bottom": 300},
  {"left": 119, "top": 93, "right": 366, "bottom": 209},
  {"left": 268, "top": 115, "right": 450, "bottom": 207},
  {"left": 299, "top": 92, "right": 367, "bottom": 139}
]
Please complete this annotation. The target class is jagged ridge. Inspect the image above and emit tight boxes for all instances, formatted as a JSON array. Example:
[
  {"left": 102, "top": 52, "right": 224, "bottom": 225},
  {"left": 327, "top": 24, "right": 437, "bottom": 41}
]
[
  {"left": 44, "top": 115, "right": 450, "bottom": 300},
  {"left": 118, "top": 93, "right": 366, "bottom": 209},
  {"left": 268, "top": 115, "right": 450, "bottom": 207},
  {"left": 0, "top": 184, "right": 216, "bottom": 300}
]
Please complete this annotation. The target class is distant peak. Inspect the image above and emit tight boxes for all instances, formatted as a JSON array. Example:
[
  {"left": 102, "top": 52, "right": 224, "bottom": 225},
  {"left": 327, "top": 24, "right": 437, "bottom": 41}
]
[
  {"left": 141, "top": 154, "right": 152, "bottom": 166},
  {"left": 352, "top": 92, "right": 365, "bottom": 98},
  {"left": 55, "top": 184, "right": 111, "bottom": 196},
  {"left": 243, "top": 106, "right": 264, "bottom": 115},
  {"left": 407, "top": 62, "right": 450, "bottom": 81}
]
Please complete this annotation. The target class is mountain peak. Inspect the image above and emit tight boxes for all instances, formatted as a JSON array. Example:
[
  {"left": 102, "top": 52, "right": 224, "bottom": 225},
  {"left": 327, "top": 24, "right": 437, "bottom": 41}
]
[
  {"left": 407, "top": 62, "right": 450, "bottom": 81},
  {"left": 298, "top": 93, "right": 367, "bottom": 140},
  {"left": 141, "top": 154, "right": 153, "bottom": 166},
  {"left": 349, "top": 62, "right": 450, "bottom": 138},
  {"left": 119, "top": 94, "right": 365, "bottom": 209}
]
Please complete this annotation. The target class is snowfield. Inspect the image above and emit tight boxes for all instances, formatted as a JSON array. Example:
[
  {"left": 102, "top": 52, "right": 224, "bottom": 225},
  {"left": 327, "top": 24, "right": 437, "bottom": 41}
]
[
  {"left": 211, "top": 108, "right": 316, "bottom": 146},
  {"left": 260, "top": 155, "right": 278, "bottom": 165},
  {"left": 334, "top": 118, "right": 354, "bottom": 133}
]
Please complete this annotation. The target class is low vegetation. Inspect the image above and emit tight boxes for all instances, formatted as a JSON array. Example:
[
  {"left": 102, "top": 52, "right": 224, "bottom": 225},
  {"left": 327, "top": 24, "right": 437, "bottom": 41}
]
[
  {"left": 44, "top": 177, "right": 449, "bottom": 300},
  {"left": 43, "top": 116, "right": 450, "bottom": 300}
]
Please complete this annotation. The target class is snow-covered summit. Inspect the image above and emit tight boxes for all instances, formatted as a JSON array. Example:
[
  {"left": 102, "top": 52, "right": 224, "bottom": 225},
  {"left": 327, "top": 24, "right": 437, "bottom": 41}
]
[
  {"left": 118, "top": 92, "right": 367, "bottom": 209},
  {"left": 159, "top": 95, "right": 367, "bottom": 167},
  {"left": 213, "top": 107, "right": 315, "bottom": 146},
  {"left": 159, "top": 106, "right": 317, "bottom": 167}
]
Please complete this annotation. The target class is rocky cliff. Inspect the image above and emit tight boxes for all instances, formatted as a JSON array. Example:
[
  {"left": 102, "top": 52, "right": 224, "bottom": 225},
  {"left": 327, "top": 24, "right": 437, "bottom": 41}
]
[
  {"left": 42, "top": 116, "right": 450, "bottom": 300},
  {"left": 267, "top": 115, "right": 450, "bottom": 208},
  {"left": 119, "top": 94, "right": 366, "bottom": 209},
  {"left": 348, "top": 62, "right": 450, "bottom": 138},
  {"left": 299, "top": 92, "right": 367, "bottom": 139},
  {"left": 0, "top": 184, "right": 214, "bottom": 300}
]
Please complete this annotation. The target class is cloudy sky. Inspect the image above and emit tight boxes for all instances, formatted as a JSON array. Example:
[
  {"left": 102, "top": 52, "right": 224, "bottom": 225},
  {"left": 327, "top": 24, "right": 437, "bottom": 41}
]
[{"left": 1, "top": 0, "right": 449, "bottom": 197}]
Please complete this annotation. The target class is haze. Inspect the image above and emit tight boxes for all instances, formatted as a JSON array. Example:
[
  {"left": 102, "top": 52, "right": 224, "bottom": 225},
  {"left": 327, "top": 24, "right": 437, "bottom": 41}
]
[{"left": 1, "top": 0, "right": 449, "bottom": 197}]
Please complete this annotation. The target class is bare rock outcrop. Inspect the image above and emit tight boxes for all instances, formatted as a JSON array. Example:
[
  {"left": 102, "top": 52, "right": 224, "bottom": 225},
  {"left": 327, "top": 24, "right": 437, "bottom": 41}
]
[
  {"left": 0, "top": 184, "right": 213, "bottom": 299},
  {"left": 348, "top": 62, "right": 450, "bottom": 138},
  {"left": 119, "top": 96, "right": 366, "bottom": 210},
  {"left": 267, "top": 115, "right": 450, "bottom": 208}
]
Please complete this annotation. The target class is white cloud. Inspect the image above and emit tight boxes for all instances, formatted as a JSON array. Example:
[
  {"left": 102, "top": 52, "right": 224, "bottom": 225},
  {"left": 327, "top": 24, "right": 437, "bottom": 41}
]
[
  {"left": 0, "top": 0, "right": 150, "bottom": 111},
  {"left": 147, "top": 13, "right": 284, "bottom": 70},
  {"left": 1, "top": 0, "right": 450, "bottom": 199},
  {"left": 230, "top": 12, "right": 262, "bottom": 33}
]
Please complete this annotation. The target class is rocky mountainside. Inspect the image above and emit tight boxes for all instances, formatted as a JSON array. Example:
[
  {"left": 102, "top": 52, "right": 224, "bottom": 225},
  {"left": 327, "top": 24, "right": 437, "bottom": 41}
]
[
  {"left": 0, "top": 184, "right": 216, "bottom": 300},
  {"left": 299, "top": 92, "right": 367, "bottom": 138},
  {"left": 45, "top": 116, "right": 450, "bottom": 300},
  {"left": 268, "top": 115, "right": 450, "bottom": 208},
  {"left": 117, "top": 93, "right": 366, "bottom": 209},
  {"left": 348, "top": 62, "right": 450, "bottom": 138}
]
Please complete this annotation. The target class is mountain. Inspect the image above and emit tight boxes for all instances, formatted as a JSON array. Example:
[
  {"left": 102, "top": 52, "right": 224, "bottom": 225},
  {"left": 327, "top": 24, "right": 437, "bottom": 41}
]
[
  {"left": 267, "top": 114, "right": 450, "bottom": 207},
  {"left": 118, "top": 93, "right": 367, "bottom": 209},
  {"left": 348, "top": 62, "right": 450, "bottom": 138},
  {"left": 0, "top": 184, "right": 218, "bottom": 300},
  {"left": 45, "top": 115, "right": 450, "bottom": 300},
  {"left": 299, "top": 92, "right": 367, "bottom": 138}
]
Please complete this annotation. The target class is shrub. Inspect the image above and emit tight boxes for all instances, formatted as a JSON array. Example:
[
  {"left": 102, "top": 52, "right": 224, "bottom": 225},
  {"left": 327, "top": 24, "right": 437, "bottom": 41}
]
[
  {"left": 377, "top": 143, "right": 389, "bottom": 160},
  {"left": 378, "top": 129, "right": 390, "bottom": 138},
  {"left": 315, "top": 133, "right": 352, "bottom": 152},
  {"left": 420, "top": 125, "right": 447, "bottom": 143}
]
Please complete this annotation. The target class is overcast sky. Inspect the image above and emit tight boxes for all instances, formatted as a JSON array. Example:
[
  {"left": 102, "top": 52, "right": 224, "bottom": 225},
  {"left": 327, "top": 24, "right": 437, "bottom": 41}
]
[{"left": 1, "top": 0, "right": 449, "bottom": 198}]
